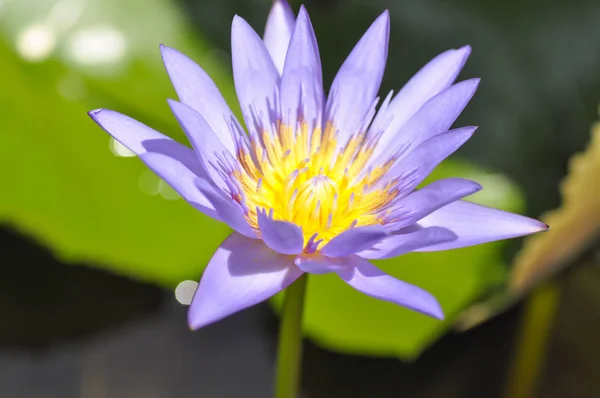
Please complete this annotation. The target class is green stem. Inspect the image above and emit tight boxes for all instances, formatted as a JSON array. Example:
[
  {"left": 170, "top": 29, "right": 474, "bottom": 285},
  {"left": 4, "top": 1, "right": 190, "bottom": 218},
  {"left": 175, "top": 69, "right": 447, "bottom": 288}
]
[
  {"left": 275, "top": 273, "right": 308, "bottom": 398},
  {"left": 503, "top": 281, "right": 561, "bottom": 398}
]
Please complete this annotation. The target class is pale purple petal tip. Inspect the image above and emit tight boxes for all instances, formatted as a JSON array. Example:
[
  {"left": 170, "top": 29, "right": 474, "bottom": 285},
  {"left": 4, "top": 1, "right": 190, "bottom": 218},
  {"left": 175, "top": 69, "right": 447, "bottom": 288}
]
[
  {"left": 415, "top": 200, "right": 549, "bottom": 251},
  {"left": 257, "top": 210, "right": 304, "bottom": 255},
  {"left": 370, "top": 44, "right": 474, "bottom": 160},
  {"left": 263, "top": 0, "right": 296, "bottom": 75},
  {"left": 459, "top": 45, "right": 472, "bottom": 57},
  {"left": 159, "top": 45, "right": 237, "bottom": 153},
  {"left": 326, "top": 10, "right": 389, "bottom": 143},
  {"left": 386, "top": 78, "right": 481, "bottom": 160},
  {"left": 88, "top": 108, "right": 219, "bottom": 219},
  {"left": 279, "top": 3, "right": 323, "bottom": 129},
  {"left": 231, "top": 15, "right": 279, "bottom": 133},
  {"left": 188, "top": 233, "right": 302, "bottom": 330},
  {"left": 320, "top": 225, "right": 388, "bottom": 257},
  {"left": 336, "top": 256, "right": 444, "bottom": 320}
]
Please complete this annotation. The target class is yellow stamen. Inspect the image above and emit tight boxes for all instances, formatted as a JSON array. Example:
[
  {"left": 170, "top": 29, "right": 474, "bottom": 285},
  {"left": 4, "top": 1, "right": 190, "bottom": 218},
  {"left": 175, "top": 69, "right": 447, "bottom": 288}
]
[{"left": 232, "top": 122, "right": 397, "bottom": 248}]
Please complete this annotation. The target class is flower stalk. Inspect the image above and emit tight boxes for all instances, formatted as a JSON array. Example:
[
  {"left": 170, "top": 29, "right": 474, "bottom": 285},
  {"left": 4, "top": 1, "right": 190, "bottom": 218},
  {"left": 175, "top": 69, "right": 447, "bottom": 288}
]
[{"left": 275, "top": 274, "right": 308, "bottom": 398}]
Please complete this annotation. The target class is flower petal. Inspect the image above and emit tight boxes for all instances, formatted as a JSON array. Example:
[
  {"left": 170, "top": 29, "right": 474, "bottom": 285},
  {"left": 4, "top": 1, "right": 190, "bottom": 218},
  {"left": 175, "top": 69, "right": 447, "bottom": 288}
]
[
  {"left": 188, "top": 232, "right": 303, "bottom": 329},
  {"left": 320, "top": 225, "right": 388, "bottom": 257},
  {"left": 88, "top": 109, "right": 218, "bottom": 219},
  {"left": 231, "top": 15, "right": 279, "bottom": 133},
  {"left": 358, "top": 226, "right": 457, "bottom": 259},
  {"left": 294, "top": 253, "right": 346, "bottom": 274},
  {"left": 385, "top": 178, "right": 482, "bottom": 230},
  {"left": 414, "top": 200, "right": 549, "bottom": 251},
  {"left": 372, "top": 79, "right": 480, "bottom": 166},
  {"left": 370, "top": 46, "right": 471, "bottom": 160},
  {"left": 160, "top": 45, "right": 238, "bottom": 153},
  {"left": 169, "top": 100, "right": 231, "bottom": 190},
  {"left": 385, "top": 126, "right": 476, "bottom": 192},
  {"left": 280, "top": 5, "right": 324, "bottom": 130},
  {"left": 326, "top": 11, "right": 389, "bottom": 143},
  {"left": 336, "top": 256, "right": 444, "bottom": 319},
  {"left": 263, "top": 0, "right": 295, "bottom": 75},
  {"left": 257, "top": 210, "right": 304, "bottom": 255},
  {"left": 195, "top": 178, "right": 256, "bottom": 239}
]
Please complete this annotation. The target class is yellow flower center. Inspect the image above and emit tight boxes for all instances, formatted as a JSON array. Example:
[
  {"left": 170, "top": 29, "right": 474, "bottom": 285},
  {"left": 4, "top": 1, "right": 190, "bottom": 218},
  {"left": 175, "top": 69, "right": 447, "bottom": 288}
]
[{"left": 233, "top": 122, "right": 398, "bottom": 248}]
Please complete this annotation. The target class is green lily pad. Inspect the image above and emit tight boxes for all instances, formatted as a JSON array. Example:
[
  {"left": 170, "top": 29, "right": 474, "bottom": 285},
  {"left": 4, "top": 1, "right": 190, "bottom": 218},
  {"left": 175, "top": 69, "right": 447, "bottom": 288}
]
[
  {"left": 271, "top": 160, "right": 526, "bottom": 360},
  {"left": 0, "top": 0, "right": 237, "bottom": 286}
]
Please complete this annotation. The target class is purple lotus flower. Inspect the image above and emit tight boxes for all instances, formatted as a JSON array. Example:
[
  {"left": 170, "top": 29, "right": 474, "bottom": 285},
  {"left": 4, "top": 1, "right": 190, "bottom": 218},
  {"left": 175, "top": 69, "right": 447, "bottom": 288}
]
[{"left": 89, "top": 1, "right": 547, "bottom": 329}]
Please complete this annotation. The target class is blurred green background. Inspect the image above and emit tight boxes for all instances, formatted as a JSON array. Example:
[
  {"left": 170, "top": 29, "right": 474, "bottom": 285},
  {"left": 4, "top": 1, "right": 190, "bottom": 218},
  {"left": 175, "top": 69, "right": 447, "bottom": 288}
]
[{"left": 1, "top": 0, "right": 599, "bottom": 397}]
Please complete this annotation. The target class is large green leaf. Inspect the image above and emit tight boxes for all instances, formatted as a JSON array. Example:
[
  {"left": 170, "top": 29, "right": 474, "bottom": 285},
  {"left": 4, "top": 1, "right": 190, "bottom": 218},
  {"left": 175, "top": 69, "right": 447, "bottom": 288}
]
[
  {"left": 0, "top": 0, "right": 235, "bottom": 286},
  {"left": 271, "top": 161, "right": 526, "bottom": 360}
]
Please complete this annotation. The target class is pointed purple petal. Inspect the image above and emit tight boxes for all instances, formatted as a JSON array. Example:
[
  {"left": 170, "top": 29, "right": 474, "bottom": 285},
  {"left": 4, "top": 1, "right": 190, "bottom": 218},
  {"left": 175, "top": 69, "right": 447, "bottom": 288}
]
[
  {"left": 232, "top": 16, "right": 279, "bottom": 132},
  {"left": 386, "top": 126, "right": 476, "bottom": 191},
  {"left": 358, "top": 226, "right": 457, "bottom": 259},
  {"left": 370, "top": 46, "right": 471, "bottom": 159},
  {"left": 257, "top": 210, "right": 304, "bottom": 255},
  {"left": 413, "top": 200, "right": 549, "bottom": 251},
  {"left": 387, "top": 178, "right": 482, "bottom": 230},
  {"left": 320, "top": 225, "right": 388, "bottom": 257},
  {"left": 336, "top": 256, "right": 444, "bottom": 319},
  {"left": 372, "top": 79, "right": 480, "bottom": 166},
  {"left": 169, "top": 100, "right": 231, "bottom": 190},
  {"left": 326, "top": 11, "right": 389, "bottom": 143},
  {"left": 263, "top": 0, "right": 295, "bottom": 75},
  {"left": 88, "top": 109, "right": 219, "bottom": 219},
  {"left": 160, "top": 45, "right": 238, "bottom": 153},
  {"left": 195, "top": 178, "right": 256, "bottom": 239},
  {"left": 294, "top": 253, "right": 345, "bottom": 274},
  {"left": 280, "top": 5, "right": 324, "bottom": 130},
  {"left": 188, "top": 232, "right": 303, "bottom": 329}
]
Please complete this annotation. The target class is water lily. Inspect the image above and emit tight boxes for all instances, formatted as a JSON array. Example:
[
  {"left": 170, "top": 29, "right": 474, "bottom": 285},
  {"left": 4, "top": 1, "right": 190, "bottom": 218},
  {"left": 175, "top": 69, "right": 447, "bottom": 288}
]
[{"left": 89, "top": 0, "right": 547, "bottom": 330}]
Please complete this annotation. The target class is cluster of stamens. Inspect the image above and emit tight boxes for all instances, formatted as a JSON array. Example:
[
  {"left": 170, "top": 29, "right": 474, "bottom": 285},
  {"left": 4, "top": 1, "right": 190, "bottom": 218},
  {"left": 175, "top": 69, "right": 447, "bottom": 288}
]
[{"left": 214, "top": 116, "right": 413, "bottom": 251}]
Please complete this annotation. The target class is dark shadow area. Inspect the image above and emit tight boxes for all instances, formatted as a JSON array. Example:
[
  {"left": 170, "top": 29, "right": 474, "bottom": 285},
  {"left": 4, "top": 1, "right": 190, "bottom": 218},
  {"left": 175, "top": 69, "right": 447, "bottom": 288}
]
[{"left": 0, "top": 227, "right": 162, "bottom": 349}]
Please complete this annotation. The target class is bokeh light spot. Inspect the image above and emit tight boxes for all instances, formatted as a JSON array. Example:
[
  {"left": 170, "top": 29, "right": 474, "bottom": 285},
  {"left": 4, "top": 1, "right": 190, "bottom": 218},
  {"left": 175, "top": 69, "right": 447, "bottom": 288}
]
[
  {"left": 174, "top": 280, "right": 198, "bottom": 306},
  {"left": 137, "top": 170, "right": 160, "bottom": 196},
  {"left": 109, "top": 137, "right": 136, "bottom": 158},
  {"left": 16, "top": 24, "right": 57, "bottom": 62},
  {"left": 158, "top": 180, "right": 180, "bottom": 201},
  {"left": 66, "top": 25, "right": 126, "bottom": 66}
]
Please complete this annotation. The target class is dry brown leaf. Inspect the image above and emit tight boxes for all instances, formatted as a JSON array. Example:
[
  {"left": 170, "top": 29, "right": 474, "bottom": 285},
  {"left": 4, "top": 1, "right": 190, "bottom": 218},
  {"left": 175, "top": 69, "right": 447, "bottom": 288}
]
[{"left": 511, "top": 108, "right": 600, "bottom": 293}]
